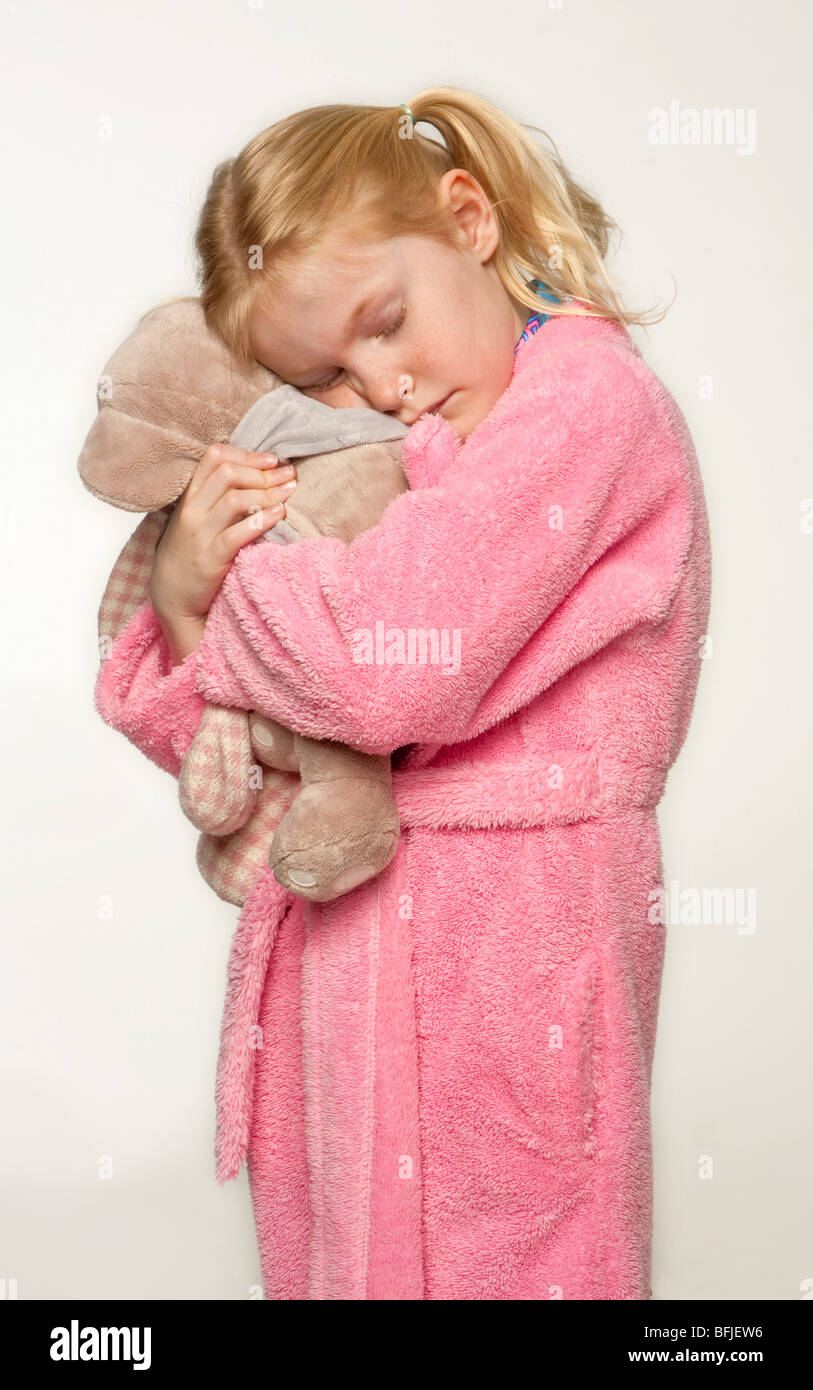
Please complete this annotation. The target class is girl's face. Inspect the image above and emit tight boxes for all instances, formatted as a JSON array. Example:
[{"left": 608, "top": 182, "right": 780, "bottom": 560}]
[{"left": 247, "top": 169, "right": 528, "bottom": 442}]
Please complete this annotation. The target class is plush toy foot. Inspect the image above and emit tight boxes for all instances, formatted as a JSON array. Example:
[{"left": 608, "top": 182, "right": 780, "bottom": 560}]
[
  {"left": 268, "top": 781, "right": 399, "bottom": 902},
  {"left": 247, "top": 714, "right": 298, "bottom": 772}
]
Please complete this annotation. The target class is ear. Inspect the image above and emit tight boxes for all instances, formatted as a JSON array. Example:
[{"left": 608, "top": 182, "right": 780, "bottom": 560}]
[{"left": 436, "top": 167, "right": 499, "bottom": 263}]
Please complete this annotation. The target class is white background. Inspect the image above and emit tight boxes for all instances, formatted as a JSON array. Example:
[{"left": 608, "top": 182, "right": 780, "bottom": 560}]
[{"left": 2, "top": 0, "right": 811, "bottom": 1299}]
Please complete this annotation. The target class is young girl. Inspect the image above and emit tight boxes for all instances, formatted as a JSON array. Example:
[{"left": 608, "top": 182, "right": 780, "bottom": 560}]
[{"left": 96, "top": 87, "right": 712, "bottom": 1299}]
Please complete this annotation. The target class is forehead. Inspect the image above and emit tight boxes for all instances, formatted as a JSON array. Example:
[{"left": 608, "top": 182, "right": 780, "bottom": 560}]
[
  {"left": 247, "top": 234, "right": 406, "bottom": 376},
  {"left": 284, "top": 230, "right": 394, "bottom": 295},
  {"left": 252, "top": 235, "right": 396, "bottom": 328}
]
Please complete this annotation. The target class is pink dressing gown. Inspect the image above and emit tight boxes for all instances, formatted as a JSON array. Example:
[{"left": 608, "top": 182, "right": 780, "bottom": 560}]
[{"left": 94, "top": 306, "right": 712, "bottom": 1299}]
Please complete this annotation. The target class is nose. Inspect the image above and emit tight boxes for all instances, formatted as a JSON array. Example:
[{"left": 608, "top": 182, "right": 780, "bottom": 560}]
[
  {"left": 333, "top": 353, "right": 411, "bottom": 416},
  {"left": 357, "top": 372, "right": 413, "bottom": 418},
  {"left": 311, "top": 367, "right": 415, "bottom": 420}
]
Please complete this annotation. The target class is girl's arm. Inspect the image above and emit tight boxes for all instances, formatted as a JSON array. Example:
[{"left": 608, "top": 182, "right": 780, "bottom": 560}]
[
  {"left": 192, "top": 345, "right": 696, "bottom": 756},
  {"left": 93, "top": 443, "right": 291, "bottom": 777},
  {"left": 94, "top": 599, "right": 206, "bottom": 779}
]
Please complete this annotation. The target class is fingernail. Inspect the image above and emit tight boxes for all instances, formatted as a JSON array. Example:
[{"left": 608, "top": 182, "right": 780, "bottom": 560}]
[
  {"left": 262, "top": 453, "right": 279, "bottom": 464},
  {"left": 280, "top": 479, "right": 297, "bottom": 492}
]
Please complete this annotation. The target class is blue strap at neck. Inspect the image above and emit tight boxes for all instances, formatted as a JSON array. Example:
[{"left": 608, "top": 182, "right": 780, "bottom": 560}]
[
  {"left": 514, "top": 278, "right": 561, "bottom": 354},
  {"left": 530, "top": 277, "right": 561, "bottom": 304}
]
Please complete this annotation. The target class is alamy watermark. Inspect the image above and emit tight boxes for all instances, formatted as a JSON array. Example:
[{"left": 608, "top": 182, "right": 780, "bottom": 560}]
[
  {"left": 352, "top": 622, "right": 462, "bottom": 675},
  {"left": 648, "top": 879, "right": 757, "bottom": 935},
  {"left": 648, "top": 102, "right": 756, "bottom": 156}
]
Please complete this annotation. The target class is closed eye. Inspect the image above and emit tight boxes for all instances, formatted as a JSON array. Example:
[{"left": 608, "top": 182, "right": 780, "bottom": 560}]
[
  {"left": 305, "top": 303, "right": 407, "bottom": 393},
  {"left": 378, "top": 303, "right": 406, "bottom": 340}
]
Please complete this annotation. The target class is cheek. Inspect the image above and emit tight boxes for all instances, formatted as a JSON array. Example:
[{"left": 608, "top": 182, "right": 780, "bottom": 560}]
[
  {"left": 409, "top": 318, "right": 468, "bottom": 377},
  {"left": 407, "top": 294, "right": 462, "bottom": 371}
]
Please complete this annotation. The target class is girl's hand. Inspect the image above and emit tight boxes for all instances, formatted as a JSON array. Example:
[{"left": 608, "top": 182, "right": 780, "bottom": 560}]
[{"left": 149, "top": 442, "right": 297, "bottom": 642}]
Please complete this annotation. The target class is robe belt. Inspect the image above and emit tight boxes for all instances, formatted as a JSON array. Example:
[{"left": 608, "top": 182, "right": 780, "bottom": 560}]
[{"left": 390, "top": 751, "right": 669, "bottom": 830}]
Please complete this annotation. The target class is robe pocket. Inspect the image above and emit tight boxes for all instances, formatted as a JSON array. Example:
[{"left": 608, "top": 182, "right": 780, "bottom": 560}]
[{"left": 472, "top": 947, "right": 599, "bottom": 1164}]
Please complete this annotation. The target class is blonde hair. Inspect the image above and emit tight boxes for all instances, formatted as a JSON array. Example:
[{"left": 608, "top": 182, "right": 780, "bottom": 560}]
[{"left": 191, "top": 86, "right": 669, "bottom": 364}]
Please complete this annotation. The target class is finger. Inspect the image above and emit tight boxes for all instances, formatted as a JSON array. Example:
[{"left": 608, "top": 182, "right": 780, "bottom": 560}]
[
  {"left": 191, "top": 442, "right": 288, "bottom": 494},
  {"left": 218, "top": 504, "right": 290, "bottom": 563},
  {"left": 194, "top": 457, "right": 296, "bottom": 515},
  {"left": 209, "top": 481, "right": 297, "bottom": 535}
]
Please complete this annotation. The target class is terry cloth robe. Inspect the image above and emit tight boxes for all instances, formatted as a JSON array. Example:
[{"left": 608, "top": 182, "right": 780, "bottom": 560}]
[{"left": 93, "top": 306, "right": 712, "bottom": 1300}]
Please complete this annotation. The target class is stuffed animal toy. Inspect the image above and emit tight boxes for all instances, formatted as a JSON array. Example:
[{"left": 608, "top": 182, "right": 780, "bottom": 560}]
[{"left": 79, "top": 297, "right": 410, "bottom": 907}]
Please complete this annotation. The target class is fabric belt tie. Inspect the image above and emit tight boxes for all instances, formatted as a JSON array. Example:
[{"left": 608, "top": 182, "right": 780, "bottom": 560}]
[{"left": 391, "top": 751, "right": 667, "bottom": 830}]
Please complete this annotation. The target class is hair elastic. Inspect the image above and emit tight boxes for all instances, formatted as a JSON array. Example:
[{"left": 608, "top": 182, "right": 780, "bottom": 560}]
[{"left": 399, "top": 103, "right": 416, "bottom": 127}]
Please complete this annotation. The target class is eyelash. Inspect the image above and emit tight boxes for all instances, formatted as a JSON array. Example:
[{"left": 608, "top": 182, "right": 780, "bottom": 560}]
[{"left": 308, "top": 304, "right": 406, "bottom": 392}]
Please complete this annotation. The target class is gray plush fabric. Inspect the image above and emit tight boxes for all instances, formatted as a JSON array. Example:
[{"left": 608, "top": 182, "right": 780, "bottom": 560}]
[
  {"left": 230, "top": 383, "right": 408, "bottom": 459},
  {"left": 228, "top": 384, "right": 408, "bottom": 547}
]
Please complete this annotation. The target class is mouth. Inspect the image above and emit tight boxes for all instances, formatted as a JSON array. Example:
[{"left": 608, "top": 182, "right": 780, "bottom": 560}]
[{"left": 418, "top": 391, "right": 455, "bottom": 422}]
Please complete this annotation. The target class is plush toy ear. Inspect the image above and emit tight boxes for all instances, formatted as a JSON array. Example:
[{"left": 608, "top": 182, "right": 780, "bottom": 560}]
[{"left": 77, "top": 297, "right": 280, "bottom": 512}]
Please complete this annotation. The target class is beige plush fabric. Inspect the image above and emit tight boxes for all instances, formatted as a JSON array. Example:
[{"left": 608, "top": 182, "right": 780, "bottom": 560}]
[{"left": 85, "top": 298, "right": 408, "bottom": 906}]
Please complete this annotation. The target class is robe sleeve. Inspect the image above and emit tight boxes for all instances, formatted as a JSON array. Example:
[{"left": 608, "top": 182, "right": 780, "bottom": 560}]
[
  {"left": 94, "top": 599, "right": 206, "bottom": 778},
  {"left": 192, "top": 344, "right": 694, "bottom": 756}
]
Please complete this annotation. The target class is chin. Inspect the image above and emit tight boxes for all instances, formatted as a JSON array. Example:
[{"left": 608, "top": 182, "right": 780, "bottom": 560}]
[
  {"left": 450, "top": 410, "right": 472, "bottom": 441},
  {"left": 452, "top": 399, "right": 485, "bottom": 441},
  {"left": 438, "top": 390, "right": 467, "bottom": 433}
]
